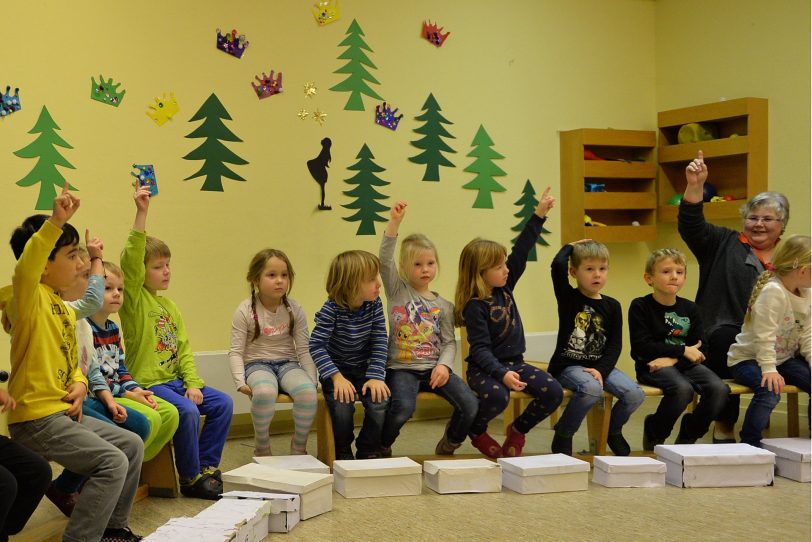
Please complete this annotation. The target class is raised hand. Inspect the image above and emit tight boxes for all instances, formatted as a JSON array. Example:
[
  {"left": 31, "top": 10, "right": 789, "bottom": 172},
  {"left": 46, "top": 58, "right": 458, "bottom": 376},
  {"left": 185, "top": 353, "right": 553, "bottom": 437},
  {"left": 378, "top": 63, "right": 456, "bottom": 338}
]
[
  {"left": 685, "top": 150, "right": 708, "bottom": 186},
  {"left": 51, "top": 182, "right": 81, "bottom": 227},
  {"left": 85, "top": 229, "right": 104, "bottom": 260},
  {"left": 534, "top": 187, "right": 555, "bottom": 218},
  {"left": 134, "top": 185, "right": 151, "bottom": 213},
  {"left": 385, "top": 200, "right": 408, "bottom": 237}
]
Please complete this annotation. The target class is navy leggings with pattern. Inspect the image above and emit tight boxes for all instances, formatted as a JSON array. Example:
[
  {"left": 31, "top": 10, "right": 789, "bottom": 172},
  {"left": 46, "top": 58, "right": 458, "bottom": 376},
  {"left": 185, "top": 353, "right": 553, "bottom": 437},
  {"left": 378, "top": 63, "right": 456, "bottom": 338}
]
[{"left": 467, "top": 360, "right": 564, "bottom": 436}]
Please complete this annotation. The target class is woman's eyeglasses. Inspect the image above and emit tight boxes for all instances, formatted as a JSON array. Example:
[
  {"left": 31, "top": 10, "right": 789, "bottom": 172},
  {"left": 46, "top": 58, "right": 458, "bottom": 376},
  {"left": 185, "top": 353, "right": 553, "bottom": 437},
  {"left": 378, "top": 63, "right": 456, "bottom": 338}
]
[{"left": 745, "top": 216, "right": 779, "bottom": 225}]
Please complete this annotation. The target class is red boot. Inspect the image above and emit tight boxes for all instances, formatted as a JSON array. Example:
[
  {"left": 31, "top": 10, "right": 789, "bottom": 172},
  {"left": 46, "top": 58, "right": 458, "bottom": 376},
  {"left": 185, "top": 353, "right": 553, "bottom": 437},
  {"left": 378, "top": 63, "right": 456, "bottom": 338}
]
[
  {"left": 502, "top": 423, "right": 526, "bottom": 457},
  {"left": 470, "top": 432, "right": 503, "bottom": 458}
]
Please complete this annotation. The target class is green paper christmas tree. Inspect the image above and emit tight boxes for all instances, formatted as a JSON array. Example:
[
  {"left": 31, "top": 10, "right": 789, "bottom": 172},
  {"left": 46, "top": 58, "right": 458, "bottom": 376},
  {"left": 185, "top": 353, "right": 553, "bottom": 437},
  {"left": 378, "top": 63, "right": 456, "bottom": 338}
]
[
  {"left": 14, "top": 106, "right": 77, "bottom": 210},
  {"left": 409, "top": 93, "right": 456, "bottom": 182},
  {"left": 462, "top": 125, "right": 506, "bottom": 209},
  {"left": 330, "top": 19, "right": 383, "bottom": 111},
  {"left": 183, "top": 93, "right": 248, "bottom": 192},
  {"left": 343, "top": 144, "right": 390, "bottom": 235},
  {"left": 512, "top": 180, "right": 552, "bottom": 261}
]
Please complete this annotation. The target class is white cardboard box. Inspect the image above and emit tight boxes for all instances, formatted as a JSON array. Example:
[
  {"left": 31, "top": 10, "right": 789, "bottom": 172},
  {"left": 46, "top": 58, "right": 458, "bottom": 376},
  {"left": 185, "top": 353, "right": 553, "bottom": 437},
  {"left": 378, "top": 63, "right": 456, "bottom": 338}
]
[
  {"left": 591, "top": 456, "right": 666, "bottom": 488},
  {"left": 195, "top": 497, "right": 271, "bottom": 542},
  {"left": 761, "top": 438, "right": 811, "bottom": 483},
  {"left": 333, "top": 457, "right": 422, "bottom": 498},
  {"left": 143, "top": 517, "right": 244, "bottom": 542},
  {"left": 222, "top": 491, "right": 301, "bottom": 533},
  {"left": 222, "top": 463, "right": 333, "bottom": 520},
  {"left": 655, "top": 443, "right": 775, "bottom": 488},
  {"left": 253, "top": 454, "right": 331, "bottom": 474},
  {"left": 497, "top": 454, "right": 590, "bottom": 494},
  {"left": 423, "top": 459, "right": 502, "bottom": 494}
]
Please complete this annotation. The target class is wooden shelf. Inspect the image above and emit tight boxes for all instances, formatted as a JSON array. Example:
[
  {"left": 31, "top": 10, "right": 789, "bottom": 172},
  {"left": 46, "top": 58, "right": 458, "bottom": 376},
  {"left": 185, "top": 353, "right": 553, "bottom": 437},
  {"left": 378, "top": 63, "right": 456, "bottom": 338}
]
[
  {"left": 585, "top": 192, "right": 656, "bottom": 210},
  {"left": 584, "top": 161, "right": 656, "bottom": 179},
  {"left": 583, "top": 225, "right": 657, "bottom": 243},
  {"left": 657, "top": 98, "right": 767, "bottom": 222}
]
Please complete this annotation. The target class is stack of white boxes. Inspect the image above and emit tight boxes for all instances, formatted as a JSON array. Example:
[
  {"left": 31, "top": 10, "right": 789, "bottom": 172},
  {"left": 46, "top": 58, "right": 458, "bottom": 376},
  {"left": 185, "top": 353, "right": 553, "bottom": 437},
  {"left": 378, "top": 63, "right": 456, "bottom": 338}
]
[
  {"left": 422, "top": 459, "right": 502, "bottom": 494},
  {"left": 591, "top": 456, "right": 666, "bottom": 488},
  {"left": 143, "top": 498, "right": 271, "bottom": 542},
  {"left": 655, "top": 443, "right": 775, "bottom": 487},
  {"left": 333, "top": 457, "right": 422, "bottom": 498},
  {"left": 222, "top": 463, "right": 333, "bottom": 519},
  {"left": 222, "top": 491, "right": 301, "bottom": 533},
  {"left": 253, "top": 454, "right": 331, "bottom": 474},
  {"left": 498, "top": 454, "right": 590, "bottom": 494},
  {"left": 761, "top": 438, "right": 811, "bottom": 482}
]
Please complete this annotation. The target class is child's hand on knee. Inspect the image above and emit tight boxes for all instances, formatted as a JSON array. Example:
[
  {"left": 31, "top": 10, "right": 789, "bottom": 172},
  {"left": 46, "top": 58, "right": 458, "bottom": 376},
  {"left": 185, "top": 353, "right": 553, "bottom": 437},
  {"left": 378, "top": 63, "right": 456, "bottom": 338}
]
[
  {"left": 332, "top": 373, "right": 356, "bottom": 403},
  {"left": 761, "top": 372, "right": 784, "bottom": 395},
  {"left": 502, "top": 371, "right": 526, "bottom": 391},
  {"left": 186, "top": 387, "right": 204, "bottom": 405},
  {"left": 362, "top": 379, "right": 390, "bottom": 403},
  {"left": 238, "top": 385, "right": 252, "bottom": 398},
  {"left": 583, "top": 367, "right": 603, "bottom": 387},
  {"left": 429, "top": 364, "right": 450, "bottom": 389}
]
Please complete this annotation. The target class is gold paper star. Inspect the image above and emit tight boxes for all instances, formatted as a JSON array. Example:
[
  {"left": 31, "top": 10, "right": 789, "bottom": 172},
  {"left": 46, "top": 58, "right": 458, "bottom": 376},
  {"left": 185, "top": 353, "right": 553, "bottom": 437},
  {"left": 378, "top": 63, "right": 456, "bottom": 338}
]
[
  {"left": 297, "top": 108, "right": 309, "bottom": 120},
  {"left": 304, "top": 82, "right": 317, "bottom": 98},
  {"left": 313, "top": 108, "right": 327, "bottom": 125}
]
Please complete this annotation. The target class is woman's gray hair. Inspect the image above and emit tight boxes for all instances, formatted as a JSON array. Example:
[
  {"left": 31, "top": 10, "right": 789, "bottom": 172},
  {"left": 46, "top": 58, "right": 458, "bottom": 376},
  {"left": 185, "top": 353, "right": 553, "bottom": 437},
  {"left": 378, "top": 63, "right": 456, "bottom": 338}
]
[{"left": 740, "top": 191, "right": 790, "bottom": 230}]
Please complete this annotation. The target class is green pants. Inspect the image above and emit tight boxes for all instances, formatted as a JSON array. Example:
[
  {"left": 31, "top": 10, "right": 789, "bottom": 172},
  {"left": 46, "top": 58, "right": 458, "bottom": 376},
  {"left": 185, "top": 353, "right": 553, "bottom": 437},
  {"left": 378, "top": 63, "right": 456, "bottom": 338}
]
[{"left": 117, "top": 396, "right": 179, "bottom": 461}]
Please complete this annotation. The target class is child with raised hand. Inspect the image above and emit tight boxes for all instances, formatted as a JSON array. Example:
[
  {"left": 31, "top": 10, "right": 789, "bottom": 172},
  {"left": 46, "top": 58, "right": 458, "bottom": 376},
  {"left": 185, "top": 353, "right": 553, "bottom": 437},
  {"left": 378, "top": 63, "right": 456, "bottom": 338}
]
[
  {"left": 2, "top": 184, "right": 144, "bottom": 542},
  {"left": 629, "top": 248, "right": 730, "bottom": 450},
  {"left": 309, "top": 250, "right": 389, "bottom": 460},
  {"left": 120, "top": 186, "right": 233, "bottom": 500},
  {"left": 379, "top": 202, "right": 478, "bottom": 456},
  {"left": 728, "top": 234, "right": 811, "bottom": 446},
  {"left": 455, "top": 188, "right": 563, "bottom": 458},
  {"left": 548, "top": 239, "right": 645, "bottom": 456},
  {"left": 229, "top": 249, "right": 318, "bottom": 456}
]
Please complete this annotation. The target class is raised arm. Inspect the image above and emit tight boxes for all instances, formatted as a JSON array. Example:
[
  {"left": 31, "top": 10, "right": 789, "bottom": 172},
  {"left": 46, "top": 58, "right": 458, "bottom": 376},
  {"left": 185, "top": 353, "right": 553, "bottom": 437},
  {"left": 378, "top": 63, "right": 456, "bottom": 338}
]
[
  {"left": 506, "top": 188, "right": 554, "bottom": 289},
  {"left": 380, "top": 201, "right": 407, "bottom": 298}
]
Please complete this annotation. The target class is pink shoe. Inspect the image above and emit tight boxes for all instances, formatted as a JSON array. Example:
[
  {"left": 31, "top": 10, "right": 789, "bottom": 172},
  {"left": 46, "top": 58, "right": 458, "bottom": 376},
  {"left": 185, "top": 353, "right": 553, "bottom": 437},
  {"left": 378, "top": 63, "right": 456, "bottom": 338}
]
[
  {"left": 470, "top": 432, "right": 503, "bottom": 458},
  {"left": 502, "top": 423, "right": 526, "bottom": 457}
]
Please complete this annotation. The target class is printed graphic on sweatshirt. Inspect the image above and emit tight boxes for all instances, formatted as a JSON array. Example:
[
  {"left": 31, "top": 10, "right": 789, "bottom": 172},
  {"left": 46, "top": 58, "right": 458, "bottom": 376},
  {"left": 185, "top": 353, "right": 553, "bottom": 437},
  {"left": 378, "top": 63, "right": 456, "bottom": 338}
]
[
  {"left": 54, "top": 302, "right": 78, "bottom": 388},
  {"left": 664, "top": 312, "right": 691, "bottom": 346},
  {"left": 489, "top": 292, "right": 515, "bottom": 338},
  {"left": 563, "top": 305, "right": 606, "bottom": 361},
  {"left": 391, "top": 300, "right": 441, "bottom": 361},
  {"left": 150, "top": 306, "right": 179, "bottom": 369}
]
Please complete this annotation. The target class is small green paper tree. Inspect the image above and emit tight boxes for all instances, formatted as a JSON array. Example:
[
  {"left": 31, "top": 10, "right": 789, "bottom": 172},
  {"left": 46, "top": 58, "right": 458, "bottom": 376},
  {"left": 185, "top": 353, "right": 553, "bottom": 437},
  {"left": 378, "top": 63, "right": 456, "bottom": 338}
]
[
  {"left": 512, "top": 180, "right": 552, "bottom": 261},
  {"left": 14, "top": 106, "right": 77, "bottom": 210},
  {"left": 343, "top": 144, "right": 390, "bottom": 235},
  {"left": 183, "top": 93, "right": 248, "bottom": 192},
  {"left": 330, "top": 19, "right": 383, "bottom": 111},
  {"left": 409, "top": 93, "right": 456, "bottom": 182},
  {"left": 463, "top": 125, "right": 506, "bottom": 209}
]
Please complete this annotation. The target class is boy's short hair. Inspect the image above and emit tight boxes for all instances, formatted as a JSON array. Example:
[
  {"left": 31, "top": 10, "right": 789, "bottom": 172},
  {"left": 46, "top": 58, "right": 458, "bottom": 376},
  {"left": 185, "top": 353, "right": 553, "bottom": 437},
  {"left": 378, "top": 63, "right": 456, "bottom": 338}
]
[
  {"left": 645, "top": 248, "right": 687, "bottom": 275},
  {"left": 103, "top": 261, "right": 124, "bottom": 280},
  {"left": 326, "top": 250, "right": 380, "bottom": 309},
  {"left": 9, "top": 214, "right": 80, "bottom": 261},
  {"left": 570, "top": 240, "right": 610, "bottom": 268},
  {"left": 145, "top": 236, "right": 171, "bottom": 264}
]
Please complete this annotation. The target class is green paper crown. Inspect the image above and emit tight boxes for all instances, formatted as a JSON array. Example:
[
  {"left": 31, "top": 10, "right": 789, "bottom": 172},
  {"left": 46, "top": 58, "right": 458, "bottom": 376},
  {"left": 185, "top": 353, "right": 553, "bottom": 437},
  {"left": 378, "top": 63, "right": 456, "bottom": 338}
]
[{"left": 90, "top": 74, "right": 125, "bottom": 107}]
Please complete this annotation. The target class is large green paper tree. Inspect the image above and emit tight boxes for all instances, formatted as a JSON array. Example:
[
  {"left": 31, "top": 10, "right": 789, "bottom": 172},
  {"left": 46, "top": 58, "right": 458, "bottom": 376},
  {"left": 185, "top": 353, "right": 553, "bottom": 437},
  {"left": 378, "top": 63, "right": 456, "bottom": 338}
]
[
  {"left": 409, "top": 93, "right": 456, "bottom": 182},
  {"left": 343, "top": 144, "right": 390, "bottom": 235},
  {"left": 14, "top": 106, "right": 77, "bottom": 210},
  {"left": 183, "top": 93, "right": 248, "bottom": 192},
  {"left": 512, "top": 180, "right": 552, "bottom": 261},
  {"left": 463, "top": 125, "right": 506, "bottom": 208},
  {"left": 330, "top": 19, "right": 383, "bottom": 111}
]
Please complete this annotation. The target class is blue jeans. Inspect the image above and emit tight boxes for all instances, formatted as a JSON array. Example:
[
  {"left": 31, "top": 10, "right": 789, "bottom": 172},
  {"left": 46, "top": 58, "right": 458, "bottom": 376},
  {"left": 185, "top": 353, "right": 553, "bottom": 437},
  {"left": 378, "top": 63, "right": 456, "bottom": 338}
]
[
  {"left": 245, "top": 359, "right": 302, "bottom": 382},
  {"left": 556, "top": 367, "right": 645, "bottom": 436},
  {"left": 381, "top": 368, "right": 478, "bottom": 447},
  {"left": 321, "top": 367, "right": 389, "bottom": 456},
  {"left": 638, "top": 364, "right": 730, "bottom": 441},
  {"left": 730, "top": 358, "right": 811, "bottom": 446}
]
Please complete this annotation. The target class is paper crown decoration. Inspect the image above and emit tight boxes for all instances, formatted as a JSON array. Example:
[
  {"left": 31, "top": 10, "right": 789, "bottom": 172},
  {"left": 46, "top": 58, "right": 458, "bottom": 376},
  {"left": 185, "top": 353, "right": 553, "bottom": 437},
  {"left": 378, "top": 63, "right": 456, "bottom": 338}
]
[
  {"left": 312, "top": 0, "right": 340, "bottom": 26},
  {"left": 252, "top": 71, "right": 283, "bottom": 99},
  {"left": 91, "top": 75, "right": 125, "bottom": 107},
  {"left": 146, "top": 92, "right": 180, "bottom": 126},
  {"left": 374, "top": 102, "right": 403, "bottom": 131},
  {"left": 1, "top": 86, "right": 21, "bottom": 117},
  {"left": 422, "top": 21, "right": 450, "bottom": 47},
  {"left": 131, "top": 164, "right": 158, "bottom": 197},
  {"left": 217, "top": 28, "right": 249, "bottom": 58}
]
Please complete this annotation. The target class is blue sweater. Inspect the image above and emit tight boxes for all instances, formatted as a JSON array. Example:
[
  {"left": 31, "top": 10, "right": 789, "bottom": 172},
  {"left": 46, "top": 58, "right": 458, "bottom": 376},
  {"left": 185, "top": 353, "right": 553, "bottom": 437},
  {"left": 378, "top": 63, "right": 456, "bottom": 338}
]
[{"left": 309, "top": 298, "right": 388, "bottom": 381}]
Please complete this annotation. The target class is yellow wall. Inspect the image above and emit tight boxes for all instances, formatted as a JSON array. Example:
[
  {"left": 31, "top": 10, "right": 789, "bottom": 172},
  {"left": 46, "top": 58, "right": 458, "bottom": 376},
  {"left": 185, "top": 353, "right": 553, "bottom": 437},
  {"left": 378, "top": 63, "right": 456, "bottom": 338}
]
[{"left": 0, "top": 0, "right": 808, "bottom": 398}]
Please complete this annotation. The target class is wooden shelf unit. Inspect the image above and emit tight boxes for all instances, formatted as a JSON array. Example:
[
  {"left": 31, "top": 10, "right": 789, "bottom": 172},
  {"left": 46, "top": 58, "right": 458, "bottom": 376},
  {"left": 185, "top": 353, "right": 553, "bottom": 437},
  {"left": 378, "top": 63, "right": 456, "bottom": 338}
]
[
  {"left": 657, "top": 97, "right": 768, "bottom": 222},
  {"left": 560, "top": 128, "right": 657, "bottom": 244}
]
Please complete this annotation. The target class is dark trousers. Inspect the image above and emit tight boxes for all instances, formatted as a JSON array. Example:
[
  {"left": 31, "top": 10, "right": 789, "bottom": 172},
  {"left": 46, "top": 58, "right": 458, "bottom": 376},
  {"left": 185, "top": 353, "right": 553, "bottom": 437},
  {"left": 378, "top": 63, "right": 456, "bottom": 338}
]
[
  {"left": 707, "top": 325, "right": 741, "bottom": 424},
  {"left": 0, "top": 435, "right": 52, "bottom": 541},
  {"left": 467, "top": 361, "right": 563, "bottom": 436},
  {"left": 321, "top": 367, "right": 389, "bottom": 455}
]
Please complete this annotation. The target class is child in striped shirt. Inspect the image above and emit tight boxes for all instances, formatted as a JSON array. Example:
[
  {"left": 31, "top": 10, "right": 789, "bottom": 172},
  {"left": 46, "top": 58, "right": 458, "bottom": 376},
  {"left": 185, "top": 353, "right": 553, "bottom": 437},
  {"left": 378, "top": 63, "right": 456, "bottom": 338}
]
[{"left": 309, "top": 250, "right": 389, "bottom": 460}]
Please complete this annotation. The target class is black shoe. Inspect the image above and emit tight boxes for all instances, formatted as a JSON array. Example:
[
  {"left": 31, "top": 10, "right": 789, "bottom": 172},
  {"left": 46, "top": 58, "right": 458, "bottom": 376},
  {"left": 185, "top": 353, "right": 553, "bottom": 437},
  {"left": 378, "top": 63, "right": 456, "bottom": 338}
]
[
  {"left": 336, "top": 448, "right": 355, "bottom": 461},
  {"left": 355, "top": 450, "right": 382, "bottom": 460},
  {"left": 100, "top": 527, "right": 143, "bottom": 542},
  {"left": 643, "top": 415, "right": 664, "bottom": 452},
  {"left": 180, "top": 473, "right": 222, "bottom": 500},
  {"left": 712, "top": 436, "right": 737, "bottom": 444},
  {"left": 607, "top": 431, "right": 631, "bottom": 456},
  {"left": 379, "top": 446, "right": 392, "bottom": 458},
  {"left": 201, "top": 465, "right": 222, "bottom": 482},
  {"left": 551, "top": 431, "right": 573, "bottom": 456},
  {"left": 675, "top": 414, "right": 698, "bottom": 445}
]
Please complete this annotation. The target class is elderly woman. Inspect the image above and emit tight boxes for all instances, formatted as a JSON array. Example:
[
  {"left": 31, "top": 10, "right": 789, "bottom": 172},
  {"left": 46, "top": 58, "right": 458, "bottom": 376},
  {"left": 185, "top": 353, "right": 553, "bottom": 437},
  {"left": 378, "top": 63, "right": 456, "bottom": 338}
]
[{"left": 678, "top": 151, "right": 789, "bottom": 442}]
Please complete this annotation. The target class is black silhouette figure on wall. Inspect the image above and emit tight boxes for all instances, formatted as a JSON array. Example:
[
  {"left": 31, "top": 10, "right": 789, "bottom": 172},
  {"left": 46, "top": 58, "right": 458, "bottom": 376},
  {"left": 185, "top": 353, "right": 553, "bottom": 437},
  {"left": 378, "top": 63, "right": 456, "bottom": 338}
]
[{"left": 307, "top": 137, "right": 332, "bottom": 210}]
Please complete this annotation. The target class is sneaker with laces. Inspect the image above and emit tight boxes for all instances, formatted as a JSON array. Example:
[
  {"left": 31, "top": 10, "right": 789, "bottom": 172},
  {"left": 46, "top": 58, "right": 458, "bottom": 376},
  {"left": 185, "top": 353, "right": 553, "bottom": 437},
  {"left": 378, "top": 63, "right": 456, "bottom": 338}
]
[
  {"left": 100, "top": 526, "right": 143, "bottom": 542},
  {"left": 45, "top": 482, "right": 79, "bottom": 518},
  {"left": 201, "top": 465, "right": 222, "bottom": 482},
  {"left": 180, "top": 473, "right": 222, "bottom": 500}
]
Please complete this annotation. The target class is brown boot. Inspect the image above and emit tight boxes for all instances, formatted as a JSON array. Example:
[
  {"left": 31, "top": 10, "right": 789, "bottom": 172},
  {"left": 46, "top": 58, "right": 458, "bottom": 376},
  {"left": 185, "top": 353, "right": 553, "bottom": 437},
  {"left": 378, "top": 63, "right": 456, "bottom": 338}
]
[{"left": 435, "top": 430, "right": 462, "bottom": 455}]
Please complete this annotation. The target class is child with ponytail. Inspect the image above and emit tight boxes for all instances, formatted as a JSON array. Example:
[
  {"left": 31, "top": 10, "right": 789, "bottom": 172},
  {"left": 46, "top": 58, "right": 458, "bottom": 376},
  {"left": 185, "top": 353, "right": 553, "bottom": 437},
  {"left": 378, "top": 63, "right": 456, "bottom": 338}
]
[
  {"left": 229, "top": 249, "right": 318, "bottom": 456},
  {"left": 728, "top": 234, "right": 811, "bottom": 446}
]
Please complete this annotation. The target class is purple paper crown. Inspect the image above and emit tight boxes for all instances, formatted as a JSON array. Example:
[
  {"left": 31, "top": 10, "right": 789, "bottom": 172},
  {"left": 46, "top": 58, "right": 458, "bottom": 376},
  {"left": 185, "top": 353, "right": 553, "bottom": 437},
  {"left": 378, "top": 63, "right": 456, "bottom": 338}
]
[
  {"left": 1, "top": 86, "right": 21, "bottom": 117},
  {"left": 252, "top": 70, "right": 283, "bottom": 99},
  {"left": 374, "top": 102, "right": 403, "bottom": 131},
  {"left": 217, "top": 28, "right": 249, "bottom": 59}
]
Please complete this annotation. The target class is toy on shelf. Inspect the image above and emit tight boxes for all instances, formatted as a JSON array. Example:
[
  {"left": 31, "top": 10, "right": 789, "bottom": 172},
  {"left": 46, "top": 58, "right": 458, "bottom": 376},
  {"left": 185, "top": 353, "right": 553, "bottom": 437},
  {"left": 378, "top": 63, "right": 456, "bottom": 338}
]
[
  {"left": 667, "top": 194, "right": 683, "bottom": 206},
  {"left": 677, "top": 122, "right": 718, "bottom": 144},
  {"left": 422, "top": 21, "right": 450, "bottom": 47},
  {"left": 1, "top": 86, "right": 21, "bottom": 117},
  {"left": 252, "top": 70, "right": 283, "bottom": 99},
  {"left": 584, "top": 214, "right": 607, "bottom": 227},
  {"left": 217, "top": 28, "right": 248, "bottom": 58},
  {"left": 702, "top": 182, "right": 717, "bottom": 202},
  {"left": 584, "top": 183, "right": 605, "bottom": 192}
]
